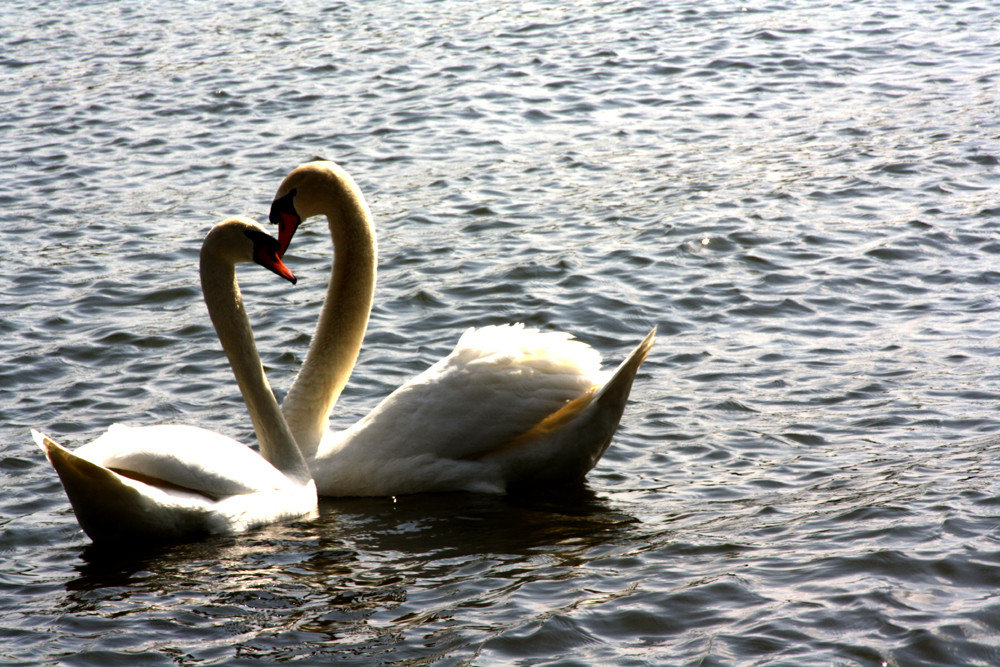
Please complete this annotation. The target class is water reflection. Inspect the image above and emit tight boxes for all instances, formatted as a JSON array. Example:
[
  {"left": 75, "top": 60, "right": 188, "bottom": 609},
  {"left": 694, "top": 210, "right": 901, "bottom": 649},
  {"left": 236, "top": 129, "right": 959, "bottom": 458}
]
[
  {"left": 5, "top": 0, "right": 999, "bottom": 660},
  {"left": 60, "top": 487, "right": 638, "bottom": 659},
  {"left": 317, "top": 486, "right": 637, "bottom": 558}
]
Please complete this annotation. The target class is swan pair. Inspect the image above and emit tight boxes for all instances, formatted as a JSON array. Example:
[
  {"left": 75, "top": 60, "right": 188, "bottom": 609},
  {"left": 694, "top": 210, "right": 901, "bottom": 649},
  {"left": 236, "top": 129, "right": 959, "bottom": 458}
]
[{"left": 36, "top": 160, "right": 654, "bottom": 544}]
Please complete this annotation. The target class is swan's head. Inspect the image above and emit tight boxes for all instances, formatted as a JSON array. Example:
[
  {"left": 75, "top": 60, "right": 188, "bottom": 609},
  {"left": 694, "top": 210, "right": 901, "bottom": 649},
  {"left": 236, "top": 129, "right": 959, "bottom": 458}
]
[
  {"left": 269, "top": 160, "right": 368, "bottom": 257},
  {"left": 203, "top": 217, "right": 297, "bottom": 284}
]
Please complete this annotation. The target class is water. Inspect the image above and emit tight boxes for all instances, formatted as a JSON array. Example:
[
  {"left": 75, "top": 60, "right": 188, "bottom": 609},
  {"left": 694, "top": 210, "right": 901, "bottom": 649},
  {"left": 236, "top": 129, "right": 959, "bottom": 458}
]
[{"left": 2, "top": 0, "right": 999, "bottom": 663}]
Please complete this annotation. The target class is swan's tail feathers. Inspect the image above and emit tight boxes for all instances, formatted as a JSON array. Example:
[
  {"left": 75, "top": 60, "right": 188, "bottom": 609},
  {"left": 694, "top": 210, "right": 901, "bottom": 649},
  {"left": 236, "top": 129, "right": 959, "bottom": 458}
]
[
  {"left": 32, "top": 429, "right": 52, "bottom": 455},
  {"left": 595, "top": 327, "right": 656, "bottom": 403},
  {"left": 34, "top": 429, "right": 114, "bottom": 486},
  {"left": 33, "top": 429, "right": 201, "bottom": 545},
  {"left": 497, "top": 327, "right": 655, "bottom": 487},
  {"left": 34, "top": 429, "right": 99, "bottom": 477},
  {"left": 586, "top": 326, "right": 656, "bottom": 463}
]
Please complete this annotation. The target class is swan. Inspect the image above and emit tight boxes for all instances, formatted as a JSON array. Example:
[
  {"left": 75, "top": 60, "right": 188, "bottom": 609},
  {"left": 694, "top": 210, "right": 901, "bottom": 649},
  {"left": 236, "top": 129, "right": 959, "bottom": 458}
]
[
  {"left": 267, "top": 160, "right": 655, "bottom": 496},
  {"left": 34, "top": 217, "right": 317, "bottom": 544}
]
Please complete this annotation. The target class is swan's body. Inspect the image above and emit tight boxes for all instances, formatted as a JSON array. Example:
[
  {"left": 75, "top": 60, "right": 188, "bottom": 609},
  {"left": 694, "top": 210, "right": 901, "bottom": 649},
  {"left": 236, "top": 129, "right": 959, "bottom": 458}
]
[
  {"left": 35, "top": 218, "right": 316, "bottom": 544},
  {"left": 270, "top": 161, "right": 654, "bottom": 496},
  {"left": 309, "top": 324, "right": 654, "bottom": 495}
]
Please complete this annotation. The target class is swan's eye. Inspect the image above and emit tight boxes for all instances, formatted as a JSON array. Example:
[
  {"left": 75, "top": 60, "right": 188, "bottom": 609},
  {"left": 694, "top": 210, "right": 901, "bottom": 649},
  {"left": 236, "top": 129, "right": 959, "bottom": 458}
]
[
  {"left": 269, "top": 188, "right": 299, "bottom": 226},
  {"left": 245, "top": 228, "right": 280, "bottom": 253}
]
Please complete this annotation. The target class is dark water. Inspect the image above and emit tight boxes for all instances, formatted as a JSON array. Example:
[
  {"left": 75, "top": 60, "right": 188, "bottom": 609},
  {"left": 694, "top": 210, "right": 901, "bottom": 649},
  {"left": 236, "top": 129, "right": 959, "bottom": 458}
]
[{"left": 2, "top": 0, "right": 1000, "bottom": 664}]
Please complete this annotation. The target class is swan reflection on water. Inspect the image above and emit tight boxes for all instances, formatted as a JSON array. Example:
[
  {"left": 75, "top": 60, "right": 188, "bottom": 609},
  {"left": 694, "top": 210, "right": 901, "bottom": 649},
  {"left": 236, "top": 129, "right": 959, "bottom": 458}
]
[{"left": 64, "top": 487, "right": 640, "bottom": 645}]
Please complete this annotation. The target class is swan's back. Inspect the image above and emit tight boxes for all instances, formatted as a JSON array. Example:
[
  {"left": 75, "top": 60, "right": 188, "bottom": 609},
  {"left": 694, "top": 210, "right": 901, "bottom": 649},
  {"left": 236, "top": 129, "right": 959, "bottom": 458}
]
[
  {"left": 35, "top": 425, "right": 314, "bottom": 543},
  {"left": 347, "top": 326, "right": 601, "bottom": 450},
  {"left": 450, "top": 324, "right": 602, "bottom": 376},
  {"left": 313, "top": 325, "right": 649, "bottom": 495},
  {"left": 79, "top": 423, "right": 292, "bottom": 495}
]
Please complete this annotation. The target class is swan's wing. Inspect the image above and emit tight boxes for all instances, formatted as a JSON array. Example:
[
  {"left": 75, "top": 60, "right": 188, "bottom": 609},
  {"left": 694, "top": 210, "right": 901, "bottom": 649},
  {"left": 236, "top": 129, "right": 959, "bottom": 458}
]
[
  {"left": 76, "top": 423, "right": 291, "bottom": 497},
  {"left": 340, "top": 325, "right": 606, "bottom": 461},
  {"left": 35, "top": 429, "right": 225, "bottom": 541},
  {"left": 34, "top": 429, "right": 314, "bottom": 542},
  {"left": 483, "top": 326, "right": 657, "bottom": 481}
]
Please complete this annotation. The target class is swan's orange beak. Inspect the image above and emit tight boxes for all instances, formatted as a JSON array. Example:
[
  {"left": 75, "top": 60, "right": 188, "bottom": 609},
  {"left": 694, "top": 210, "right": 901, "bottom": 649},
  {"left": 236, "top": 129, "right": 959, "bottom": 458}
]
[
  {"left": 269, "top": 189, "right": 301, "bottom": 258},
  {"left": 275, "top": 212, "right": 300, "bottom": 259},
  {"left": 249, "top": 230, "right": 297, "bottom": 285},
  {"left": 266, "top": 255, "right": 297, "bottom": 285}
]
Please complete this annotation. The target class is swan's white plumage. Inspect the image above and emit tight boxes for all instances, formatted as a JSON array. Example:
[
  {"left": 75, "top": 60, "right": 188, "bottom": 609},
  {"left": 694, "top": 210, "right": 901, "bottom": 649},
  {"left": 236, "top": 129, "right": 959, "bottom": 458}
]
[
  {"left": 35, "top": 429, "right": 315, "bottom": 539},
  {"left": 35, "top": 218, "right": 316, "bottom": 544},
  {"left": 307, "top": 324, "right": 654, "bottom": 497},
  {"left": 338, "top": 325, "right": 604, "bottom": 461},
  {"left": 271, "top": 161, "right": 654, "bottom": 497},
  {"left": 75, "top": 423, "right": 294, "bottom": 496}
]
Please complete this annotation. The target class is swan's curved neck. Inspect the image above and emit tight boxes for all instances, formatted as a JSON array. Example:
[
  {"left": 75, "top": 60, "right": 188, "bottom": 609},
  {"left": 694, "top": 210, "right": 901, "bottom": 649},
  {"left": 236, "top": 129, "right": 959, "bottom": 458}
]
[
  {"left": 201, "top": 253, "right": 311, "bottom": 484},
  {"left": 281, "top": 187, "right": 377, "bottom": 458}
]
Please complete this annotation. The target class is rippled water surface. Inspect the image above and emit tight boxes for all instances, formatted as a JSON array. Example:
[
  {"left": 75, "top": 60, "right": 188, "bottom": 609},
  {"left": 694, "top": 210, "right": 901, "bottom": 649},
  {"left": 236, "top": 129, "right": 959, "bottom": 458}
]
[{"left": 3, "top": 0, "right": 1000, "bottom": 664}]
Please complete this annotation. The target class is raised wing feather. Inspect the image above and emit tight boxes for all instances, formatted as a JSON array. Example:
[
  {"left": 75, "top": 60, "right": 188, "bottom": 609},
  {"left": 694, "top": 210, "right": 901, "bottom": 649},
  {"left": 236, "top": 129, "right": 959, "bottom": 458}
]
[
  {"left": 77, "top": 423, "right": 290, "bottom": 497},
  {"left": 331, "top": 325, "right": 606, "bottom": 462}
]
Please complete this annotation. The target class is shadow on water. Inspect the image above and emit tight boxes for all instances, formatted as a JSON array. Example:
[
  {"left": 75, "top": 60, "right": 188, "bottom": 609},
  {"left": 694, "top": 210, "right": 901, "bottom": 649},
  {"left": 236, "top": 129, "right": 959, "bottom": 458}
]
[
  {"left": 53, "top": 487, "right": 642, "bottom": 661},
  {"left": 316, "top": 484, "right": 639, "bottom": 559},
  {"left": 66, "top": 484, "right": 638, "bottom": 594}
]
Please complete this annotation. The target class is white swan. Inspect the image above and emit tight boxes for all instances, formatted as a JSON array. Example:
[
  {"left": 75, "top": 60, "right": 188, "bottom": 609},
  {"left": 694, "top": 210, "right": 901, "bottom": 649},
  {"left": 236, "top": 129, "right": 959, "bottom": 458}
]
[
  {"left": 34, "top": 217, "right": 317, "bottom": 544},
  {"left": 268, "top": 160, "right": 655, "bottom": 496}
]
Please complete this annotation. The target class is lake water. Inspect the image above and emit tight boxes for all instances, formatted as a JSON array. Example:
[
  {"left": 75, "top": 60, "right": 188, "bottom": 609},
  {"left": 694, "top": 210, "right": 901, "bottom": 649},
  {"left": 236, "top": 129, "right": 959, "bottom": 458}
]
[{"left": 2, "top": 0, "right": 1000, "bottom": 664}]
